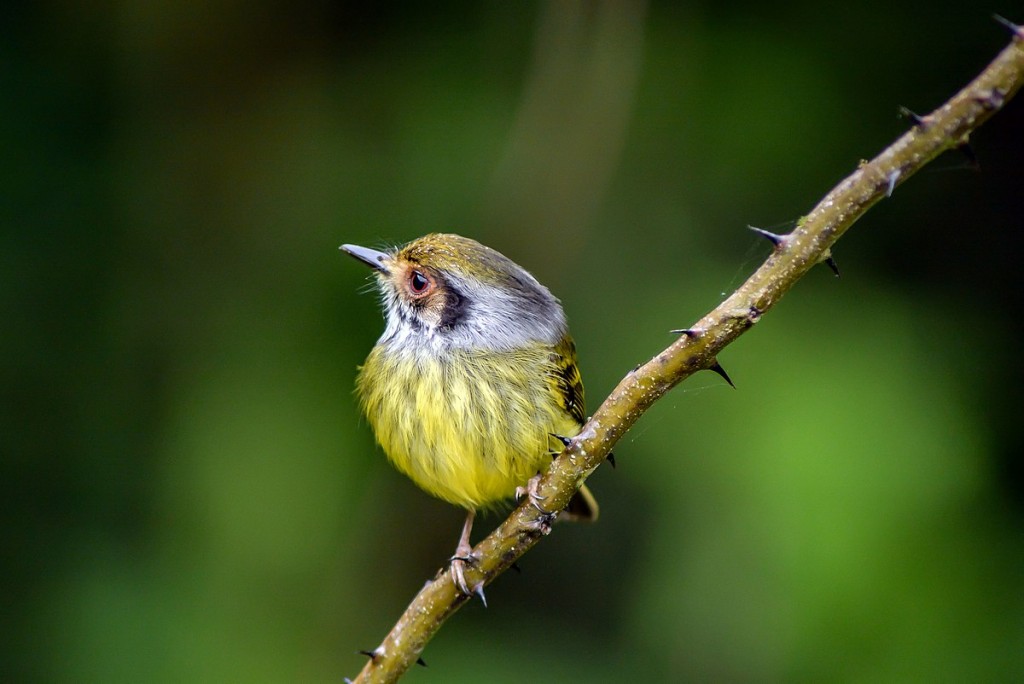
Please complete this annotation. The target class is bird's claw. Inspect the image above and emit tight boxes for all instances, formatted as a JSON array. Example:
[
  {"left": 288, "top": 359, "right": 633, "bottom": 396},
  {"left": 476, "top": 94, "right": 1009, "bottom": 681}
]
[
  {"left": 515, "top": 473, "right": 558, "bottom": 533},
  {"left": 515, "top": 472, "right": 552, "bottom": 515},
  {"left": 449, "top": 553, "right": 478, "bottom": 595}
]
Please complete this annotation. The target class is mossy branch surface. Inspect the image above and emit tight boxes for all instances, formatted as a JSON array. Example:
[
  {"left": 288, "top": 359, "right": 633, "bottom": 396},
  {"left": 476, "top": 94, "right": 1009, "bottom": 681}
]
[{"left": 351, "top": 30, "right": 1024, "bottom": 684}]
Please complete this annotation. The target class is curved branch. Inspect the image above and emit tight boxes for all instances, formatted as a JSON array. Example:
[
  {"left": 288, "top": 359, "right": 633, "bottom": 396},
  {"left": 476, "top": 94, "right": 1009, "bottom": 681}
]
[{"left": 352, "top": 28, "right": 1024, "bottom": 684}]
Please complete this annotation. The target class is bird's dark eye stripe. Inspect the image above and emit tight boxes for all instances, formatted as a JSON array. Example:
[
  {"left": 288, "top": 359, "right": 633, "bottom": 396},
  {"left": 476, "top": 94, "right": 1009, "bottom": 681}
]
[{"left": 438, "top": 283, "right": 469, "bottom": 329}]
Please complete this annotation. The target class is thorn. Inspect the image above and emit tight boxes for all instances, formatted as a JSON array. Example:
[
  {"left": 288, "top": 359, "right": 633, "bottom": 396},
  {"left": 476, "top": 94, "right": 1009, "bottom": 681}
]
[
  {"left": 549, "top": 433, "right": 572, "bottom": 447},
  {"left": 473, "top": 582, "right": 488, "bottom": 608},
  {"left": 956, "top": 142, "right": 981, "bottom": 171},
  {"left": 630, "top": 363, "right": 642, "bottom": 373},
  {"left": 747, "top": 225, "right": 786, "bottom": 247},
  {"left": 670, "top": 328, "right": 699, "bottom": 336},
  {"left": 345, "top": 679, "right": 353, "bottom": 683},
  {"left": 607, "top": 452, "right": 616, "bottom": 469},
  {"left": 886, "top": 169, "right": 901, "bottom": 198},
  {"left": 510, "top": 562, "right": 522, "bottom": 573},
  {"left": 709, "top": 361, "right": 735, "bottom": 389},
  {"left": 897, "top": 105, "right": 929, "bottom": 129},
  {"left": 897, "top": 105, "right": 922, "bottom": 124},
  {"left": 358, "top": 648, "right": 382, "bottom": 662},
  {"left": 417, "top": 657, "right": 428, "bottom": 668},
  {"left": 536, "top": 511, "right": 556, "bottom": 534},
  {"left": 823, "top": 253, "right": 841, "bottom": 278},
  {"left": 993, "top": 14, "right": 1023, "bottom": 38},
  {"left": 524, "top": 506, "right": 557, "bottom": 535}
]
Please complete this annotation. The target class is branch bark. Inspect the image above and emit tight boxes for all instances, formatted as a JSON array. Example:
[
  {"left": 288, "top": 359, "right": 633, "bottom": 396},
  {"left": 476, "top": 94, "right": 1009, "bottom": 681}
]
[{"left": 351, "top": 28, "right": 1024, "bottom": 684}]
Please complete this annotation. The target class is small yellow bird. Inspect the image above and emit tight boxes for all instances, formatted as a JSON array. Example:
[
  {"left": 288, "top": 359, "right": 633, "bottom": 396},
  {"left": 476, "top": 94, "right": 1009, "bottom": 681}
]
[{"left": 341, "top": 233, "right": 597, "bottom": 593}]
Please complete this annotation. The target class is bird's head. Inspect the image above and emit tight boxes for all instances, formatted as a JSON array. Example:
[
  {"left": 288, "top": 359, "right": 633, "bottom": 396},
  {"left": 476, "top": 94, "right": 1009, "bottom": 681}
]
[{"left": 341, "top": 233, "right": 567, "bottom": 351}]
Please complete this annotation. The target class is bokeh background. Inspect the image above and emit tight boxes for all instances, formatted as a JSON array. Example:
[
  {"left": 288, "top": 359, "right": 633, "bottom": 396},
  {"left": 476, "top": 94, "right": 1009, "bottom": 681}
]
[{"left": 5, "top": 1, "right": 1023, "bottom": 681}]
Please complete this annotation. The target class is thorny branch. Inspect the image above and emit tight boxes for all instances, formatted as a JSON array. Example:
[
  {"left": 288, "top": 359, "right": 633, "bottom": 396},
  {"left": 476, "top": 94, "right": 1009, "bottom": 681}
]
[{"left": 351, "top": 25, "right": 1024, "bottom": 684}]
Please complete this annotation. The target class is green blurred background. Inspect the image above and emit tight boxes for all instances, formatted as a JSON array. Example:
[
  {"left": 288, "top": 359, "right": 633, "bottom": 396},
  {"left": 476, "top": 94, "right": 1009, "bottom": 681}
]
[{"left": 4, "top": 1, "right": 1023, "bottom": 681}]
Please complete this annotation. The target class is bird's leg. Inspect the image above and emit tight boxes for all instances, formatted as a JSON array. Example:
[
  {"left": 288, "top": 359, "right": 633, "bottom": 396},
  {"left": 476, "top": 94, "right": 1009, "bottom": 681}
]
[{"left": 449, "top": 510, "right": 476, "bottom": 595}]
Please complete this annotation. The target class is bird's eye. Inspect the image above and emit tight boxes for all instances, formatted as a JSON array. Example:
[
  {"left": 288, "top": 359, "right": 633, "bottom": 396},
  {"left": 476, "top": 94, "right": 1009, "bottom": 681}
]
[{"left": 409, "top": 270, "right": 431, "bottom": 295}]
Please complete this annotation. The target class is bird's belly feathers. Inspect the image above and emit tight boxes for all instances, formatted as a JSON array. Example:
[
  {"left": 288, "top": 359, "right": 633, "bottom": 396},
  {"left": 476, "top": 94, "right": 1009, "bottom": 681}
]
[{"left": 356, "top": 344, "right": 578, "bottom": 510}]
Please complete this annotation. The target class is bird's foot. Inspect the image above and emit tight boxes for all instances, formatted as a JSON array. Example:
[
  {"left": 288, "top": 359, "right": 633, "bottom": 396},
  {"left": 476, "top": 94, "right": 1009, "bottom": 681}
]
[
  {"left": 515, "top": 472, "right": 551, "bottom": 513},
  {"left": 516, "top": 473, "right": 557, "bottom": 534},
  {"left": 448, "top": 552, "right": 476, "bottom": 595},
  {"left": 448, "top": 552, "right": 487, "bottom": 605}
]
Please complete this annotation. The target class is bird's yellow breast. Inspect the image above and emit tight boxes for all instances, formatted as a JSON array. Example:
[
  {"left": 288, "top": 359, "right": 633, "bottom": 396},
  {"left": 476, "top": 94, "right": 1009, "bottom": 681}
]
[{"left": 356, "top": 343, "right": 580, "bottom": 510}]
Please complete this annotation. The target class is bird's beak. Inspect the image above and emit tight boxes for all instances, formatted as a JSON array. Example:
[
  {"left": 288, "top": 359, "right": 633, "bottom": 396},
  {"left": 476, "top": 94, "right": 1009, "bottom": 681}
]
[{"left": 340, "top": 244, "right": 391, "bottom": 274}]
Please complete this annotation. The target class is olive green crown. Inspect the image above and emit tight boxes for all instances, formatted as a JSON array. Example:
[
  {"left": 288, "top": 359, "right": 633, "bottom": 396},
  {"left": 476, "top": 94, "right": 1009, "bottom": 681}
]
[{"left": 396, "top": 233, "right": 534, "bottom": 290}]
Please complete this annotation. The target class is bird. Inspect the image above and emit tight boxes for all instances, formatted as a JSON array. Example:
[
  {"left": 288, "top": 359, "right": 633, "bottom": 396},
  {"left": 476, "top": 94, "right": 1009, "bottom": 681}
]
[{"left": 341, "top": 233, "right": 597, "bottom": 595}]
